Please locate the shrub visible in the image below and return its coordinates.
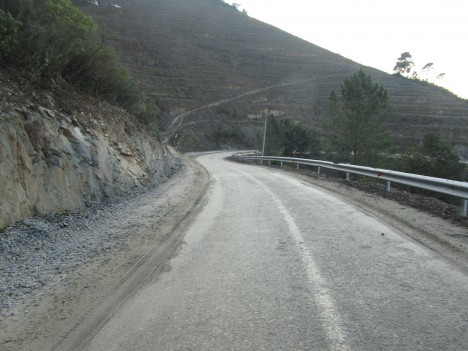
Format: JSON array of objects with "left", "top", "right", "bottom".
[
  {"left": 0, "top": 0, "right": 156, "bottom": 128},
  {"left": 388, "top": 133, "right": 465, "bottom": 180},
  {"left": 4, "top": 0, "right": 97, "bottom": 77},
  {"left": 0, "top": 9, "right": 21, "bottom": 59}
]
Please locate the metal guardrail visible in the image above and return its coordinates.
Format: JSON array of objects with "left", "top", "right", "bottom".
[
  {"left": 233, "top": 150, "right": 261, "bottom": 157},
  {"left": 232, "top": 153, "right": 468, "bottom": 217}
]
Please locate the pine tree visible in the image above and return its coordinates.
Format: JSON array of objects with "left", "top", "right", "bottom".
[{"left": 325, "top": 69, "right": 392, "bottom": 165}]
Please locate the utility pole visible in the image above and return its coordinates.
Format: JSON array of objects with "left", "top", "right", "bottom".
[{"left": 261, "top": 115, "right": 268, "bottom": 157}]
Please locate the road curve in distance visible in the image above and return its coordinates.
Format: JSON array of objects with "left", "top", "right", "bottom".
[{"left": 84, "top": 152, "right": 468, "bottom": 351}]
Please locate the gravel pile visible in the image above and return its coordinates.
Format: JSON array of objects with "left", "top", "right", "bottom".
[{"left": 0, "top": 164, "right": 180, "bottom": 318}]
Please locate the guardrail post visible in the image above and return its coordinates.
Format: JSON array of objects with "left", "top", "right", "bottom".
[
  {"left": 280, "top": 161, "right": 283, "bottom": 167},
  {"left": 461, "top": 199, "right": 468, "bottom": 217},
  {"left": 235, "top": 155, "right": 468, "bottom": 212}
]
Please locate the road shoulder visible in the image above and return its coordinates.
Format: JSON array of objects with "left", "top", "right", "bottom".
[{"left": 0, "top": 156, "right": 210, "bottom": 351}]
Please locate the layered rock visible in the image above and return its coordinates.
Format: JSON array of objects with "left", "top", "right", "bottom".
[{"left": 0, "top": 74, "right": 177, "bottom": 228}]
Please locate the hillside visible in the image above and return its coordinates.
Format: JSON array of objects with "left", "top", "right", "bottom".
[{"left": 80, "top": 0, "right": 468, "bottom": 157}]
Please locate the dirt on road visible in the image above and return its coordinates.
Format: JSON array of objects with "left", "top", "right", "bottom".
[{"left": 1, "top": 154, "right": 467, "bottom": 351}]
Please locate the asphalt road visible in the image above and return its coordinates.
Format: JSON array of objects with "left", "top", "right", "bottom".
[{"left": 84, "top": 152, "right": 468, "bottom": 351}]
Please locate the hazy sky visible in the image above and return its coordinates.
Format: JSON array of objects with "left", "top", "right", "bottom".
[{"left": 235, "top": 0, "right": 468, "bottom": 99}]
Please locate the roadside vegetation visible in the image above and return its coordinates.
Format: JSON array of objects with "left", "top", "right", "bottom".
[
  {"left": 323, "top": 70, "right": 466, "bottom": 180},
  {"left": 322, "top": 69, "right": 465, "bottom": 180},
  {"left": 262, "top": 69, "right": 466, "bottom": 181},
  {"left": 384, "top": 133, "right": 466, "bottom": 181},
  {"left": 324, "top": 69, "right": 392, "bottom": 166},
  {"left": 0, "top": 0, "right": 157, "bottom": 128},
  {"left": 262, "top": 117, "right": 320, "bottom": 159}
]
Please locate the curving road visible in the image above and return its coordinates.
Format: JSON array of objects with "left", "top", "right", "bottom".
[
  {"left": 162, "top": 78, "right": 316, "bottom": 144},
  {"left": 162, "top": 75, "right": 343, "bottom": 145},
  {"left": 84, "top": 152, "right": 468, "bottom": 351}
]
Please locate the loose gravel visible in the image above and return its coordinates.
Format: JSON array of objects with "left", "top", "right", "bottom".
[{"left": 0, "top": 162, "right": 181, "bottom": 318}]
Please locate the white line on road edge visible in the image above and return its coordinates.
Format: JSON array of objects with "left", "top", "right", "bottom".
[{"left": 239, "top": 169, "right": 351, "bottom": 351}]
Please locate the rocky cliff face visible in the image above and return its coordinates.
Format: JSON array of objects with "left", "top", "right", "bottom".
[{"left": 0, "top": 71, "right": 178, "bottom": 228}]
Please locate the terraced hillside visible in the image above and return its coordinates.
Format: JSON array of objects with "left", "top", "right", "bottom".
[{"left": 80, "top": 0, "right": 468, "bottom": 157}]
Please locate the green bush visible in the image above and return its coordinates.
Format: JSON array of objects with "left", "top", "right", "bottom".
[
  {"left": 387, "top": 133, "right": 465, "bottom": 180},
  {"left": 0, "top": 0, "right": 156, "bottom": 129},
  {"left": 69, "top": 45, "right": 134, "bottom": 99},
  {"left": 262, "top": 116, "right": 320, "bottom": 158},
  {"left": 133, "top": 102, "right": 159, "bottom": 131},
  {"left": 3, "top": 0, "right": 97, "bottom": 76},
  {"left": 0, "top": 9, "right": 21, "bottom": 58}
]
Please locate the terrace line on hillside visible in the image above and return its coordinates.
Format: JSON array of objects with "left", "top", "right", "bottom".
[{"left": 78, "top": 0, "right": 468, "bottom": 153}]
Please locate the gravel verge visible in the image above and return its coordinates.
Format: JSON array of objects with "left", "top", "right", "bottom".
[
  {"left": 0, "top": 155, "right": 210, "bottom": 350},
  {"left": 0, "top": 159, "right": 182, "bottom": 319}
]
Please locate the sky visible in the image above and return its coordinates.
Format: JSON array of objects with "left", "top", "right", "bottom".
[{"left": 234, "top": 0, "right": 468, "bottom": 99}]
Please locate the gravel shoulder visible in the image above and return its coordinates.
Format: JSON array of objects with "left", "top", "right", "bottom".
[{"left": 0, "top": 155, "right": 210, "bottom": 351}]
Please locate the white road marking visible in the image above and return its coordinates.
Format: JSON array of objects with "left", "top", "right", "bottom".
[{"left": 240, "top": 169, "right": 351, "bottom": 351}]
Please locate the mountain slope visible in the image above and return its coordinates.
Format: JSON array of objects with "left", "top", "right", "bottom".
[{"left": 80, "top": 0, "right": 468, "bottom": 157}]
